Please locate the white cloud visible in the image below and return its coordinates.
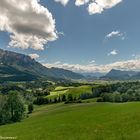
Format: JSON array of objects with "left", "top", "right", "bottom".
[
  {"left": 54, "top": 0, "right": 123, "bottom": 15},
  {"left": 43, "top": 58, "right": 140, "bottom": 73},
  {"left": 29, "top": 53, "right": 39, "bottom": 59},
  {"left": 89, "top": 60, "right": 96, "bottom": 63},
  {"left": 54, "top": 61, "right": 61, "bottom": 64},
  {"left": 54, "top": 0, "right": 89, "bottom": 6},
  {"left": 88, "top": 2, "right": 103, "bottom": 14},
  {"left": 106, "top": 31, "right": 120, "bottom": 38},
  {"left": 0, "top": 0, "right": 58, "bottom": 50},
  {"left": 108, "top": 50, "right": 118, "bottom": 56},
  {"left": 132, "top": 54, "right": 140, "bottom": 59},
  {"left": 75, "top": 0, "right": 90, "bottom": 6},
  {"left": 88, "top": 0, "right": 122, "bottom": 14},
  {"left": 94, "top": 0, "right": 122, "bottom": 9},
  {"left": 54, "top": 0, "right": 69, "bottom": 6},
  {"left": 106, "top": 31, "right": 125, "bottom": 40}
]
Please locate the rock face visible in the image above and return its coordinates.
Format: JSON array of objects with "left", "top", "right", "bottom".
[{"left": 0, "top": 49, "right": 84, "bottom": 82}]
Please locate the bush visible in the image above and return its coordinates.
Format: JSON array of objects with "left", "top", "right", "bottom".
[
  {"left": 62, "top": 95, "right": 66, "bottom": 101},
  {"left": 101, "top": 93, "right": 115, "bottom": 102},
  {"left": 121, "top": 93, "right": 129, "bottom": 102},
  {"left": 34, "top": 97, "right": 48, "bottom": 105},
  {"left": 76, "top": 100, "right": 82, "bottom": 103},
  {"left": 67, "top": 94, "right": 73, "bottom": 101},
  {"left": 114, "top": 92, "right": 122, "bottom": 102},
  {"left": 64, "top": 99, "right": 82, "bottom": 104},
  {"left": 34, "top": 97, "right": 44, "bottom": 105},
  {"left": 97, "top": 98, "right": 103, "bottom": 102},
  {"left": 28, "top": 104, "right": 34, "bottom": 114}
]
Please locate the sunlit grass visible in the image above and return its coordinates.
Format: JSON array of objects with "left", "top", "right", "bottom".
[{"left": 0, "top": 102, "right": 140, "bottom": 140}]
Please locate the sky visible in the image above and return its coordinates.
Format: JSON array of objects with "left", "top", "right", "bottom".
[{"left": 0, "top": 0, "right": 140, "bottom": 73}]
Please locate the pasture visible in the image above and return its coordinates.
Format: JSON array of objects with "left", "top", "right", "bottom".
[{"left": 0, "top": 102, "right": 140, "bottom": 140}]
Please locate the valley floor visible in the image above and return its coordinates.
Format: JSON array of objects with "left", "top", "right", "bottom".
[{"left": 0, "top": 102, "right": 140, "bottom": 140}]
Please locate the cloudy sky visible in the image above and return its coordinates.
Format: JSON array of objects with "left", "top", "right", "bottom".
[{"left": 0, "top": 0, "right": 140, "bottom": 73}]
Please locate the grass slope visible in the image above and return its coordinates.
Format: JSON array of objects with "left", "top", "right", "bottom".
[
  {"left": 48, "top": 85, "right": 93, "bottom": 99},
  {"left": 0, "top": 102, "right": 140, "bottom": 140}
]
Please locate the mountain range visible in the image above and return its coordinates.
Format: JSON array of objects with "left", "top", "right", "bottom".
[
  {"left": 101, "top": 69, "right": 140, "bottom": 80},
  {"left": 0, "top": 48, "right": 140, "bottom": 82},
  {"left": 0, "top": 49, "right": 84, "bottom": 82}
]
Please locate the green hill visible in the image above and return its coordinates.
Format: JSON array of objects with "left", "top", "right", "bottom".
[{"left": 0, "top": 102, "right": 140, "bottom": 140}]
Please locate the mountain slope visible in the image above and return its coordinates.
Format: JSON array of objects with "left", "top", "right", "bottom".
[
  {"left": 49, "top": 67, "right": 84, "bottom": 80},
  {"left": 0, "top": 49, "right": 84, "bottom": 81},
  {"left": 0, "top": 64, "right": 38, "bottom": 81},
  {"left": 101, "top": 69, "right": 137, "bottom": 80}
]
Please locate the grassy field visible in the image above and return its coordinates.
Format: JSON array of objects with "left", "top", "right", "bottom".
[
  {"left": 65, "top": 85, "right": 93, "bottom": 96},
  {"left": 47, "top": 86, "right": 72, "bottom": 99},
  {"left": 48, "top": 85, "right": 93, "bottom": 99},
  {"left": 54, "top": 86, "right": 74, "bottom": 91},
  {"left": 0, "top": 102, "right": 140, "bottom": 140}
]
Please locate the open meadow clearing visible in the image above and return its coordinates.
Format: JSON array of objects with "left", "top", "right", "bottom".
[
  {"left": 0, "top": 102, "right": 140, "bottom": 140},
  {"left": 47, "top": 85, "right": 94, "bottom": 99}
]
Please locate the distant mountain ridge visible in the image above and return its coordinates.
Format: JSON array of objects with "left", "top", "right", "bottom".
[
  {"left": 0, "top": 49, "right": 84, "bottom": 81},
  {"left": 101, "top": 69, "right": 139, "bottom": 80},
  {"left": 82, "top": 72, "right": 105, "bottom": 77},
  {"left": 1, "top": 49, "right": 140, "bottom": 81}
]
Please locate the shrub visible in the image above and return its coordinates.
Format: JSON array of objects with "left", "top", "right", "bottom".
[
  {"left": 28, "top": 104, "right": 34, "bottom": 114},
  {"left": 67, "top": 94, "right": 73, "bottom": 101},
  {"left": 62, "top": 94, "right": 66, "bottom": 101},
  {"left": 34, "top": 97, "right": 49, "bottom": 105},
  {"left": 97, "top": 98, "right": 103, "bottom": 102}
]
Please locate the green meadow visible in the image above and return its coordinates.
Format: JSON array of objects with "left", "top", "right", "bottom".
[
  {"left": 0, "top": 102, "right": 140, "bottom": 140},
  {"left": 47, "top": 85, "right": 93, "bottom": 99}
]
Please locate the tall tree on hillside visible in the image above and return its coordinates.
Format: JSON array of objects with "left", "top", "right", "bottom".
[
  {"left": 7, "top": 91, "right": 25, "bottom": 122},
  {"left": 0, "top": 95, "right": 10, "bottom": 124}
]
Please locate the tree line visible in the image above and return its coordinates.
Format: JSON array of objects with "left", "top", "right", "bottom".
[{"left": 34, "top": 81, "right": 140, "bottom": 104}]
